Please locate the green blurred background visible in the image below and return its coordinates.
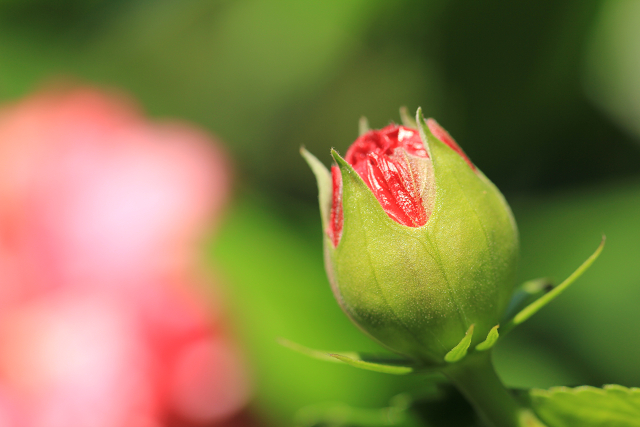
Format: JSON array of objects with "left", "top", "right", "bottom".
[{"left": 2, "top": 0, "right": 640, "bottom": 425}]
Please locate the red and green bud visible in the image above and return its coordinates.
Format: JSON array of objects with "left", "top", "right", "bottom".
[{"left": 303, "top": 110, "right": 518, "bottom": 366}]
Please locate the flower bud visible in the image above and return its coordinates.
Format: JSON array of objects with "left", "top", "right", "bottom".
[{"left": 303, "top": 110, "right": 518, "bottom": 366}]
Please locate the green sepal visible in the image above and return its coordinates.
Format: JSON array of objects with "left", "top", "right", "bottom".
[
  {"left": 301, "top": 147, "right": 332, "bottom": 230},
  {"left": 530, "top": 384, "right": 640, "bottom": 427},
  {"left": 418, "top": 108, "right": 518, "bottom": 360},
  {"left": 278, "top": 338, "right": 421, "bottom": 375},
  {"left": 330, "top": 146, "right": 395, "bottom": 234},
  {"left": 359, "top": 116, "right": 370, "bottom": 136},
  {"left": 399, "top": 106, "right": 418, "bottom": 128},
  {"left": 444, "top": 324, "right": 475, "bottom": 363},
  {"left": 330, "top": 146, "right": 400, "bottom": 236},
  {"left": 278, "top": 337, "right": 344, "bottom": 363},
  {"left": 502, "top": 278, "right": 553, "bottom": 325},
  {"left": 330, "top": 353, "right": 415, "bottom": 375},
  {"left": 329, "top": 148, "right": 447, "bottom": 363},
  {"left": 502, "top": 237, "right": 605, "bottom": 335},
  {"left": 475, "top": 324, "right": 500, "bottom": 351}
]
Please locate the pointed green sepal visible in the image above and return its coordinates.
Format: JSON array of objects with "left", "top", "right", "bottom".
[
  {"left": 400, "top": 106, "right": 418, "bottom": 128},
  {"left": 416, "top": 107, "right": 517, "bottom": 359},
  {"left": 329, "top": 353, "right": 415, "bottom": 375},
  {"left": 502, "top": 278, "right": 553, "bottom": 325},
  {"left": 359, "top": 116, "right": 370, "bottom": 136},
  {"left": 330, "top": 148, "right": 393, "bottom": 229},
  {"left": 278, "top": 337, "right": 344, "bottom": 363},
  {"left": 278, "top": 338, "right": 420, "bottom": 375},
  {"left": 301, "top": 147, "right": 333, "bottom": 230},
  {"left": 502, "top": 236, "right": 605, "bottom": 334},
  {"left": 475, "top": 325, "right": 500, "bottom": 351},
  {"left": 328, "top": 147, "right": 448, "bottom": 364},
  {"left": 444, "top": 324, "right": 475, "bottom": 363},
  {"left": 415, "top": 108, "right": 433, "bottom": 158}
]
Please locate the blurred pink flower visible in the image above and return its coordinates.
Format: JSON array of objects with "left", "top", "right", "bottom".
[{"left": 0, "top": 87, "right": 251, "bottom": 427}]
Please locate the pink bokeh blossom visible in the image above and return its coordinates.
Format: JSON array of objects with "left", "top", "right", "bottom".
[{"left": 0, "top": 87, "right": 251, "bottom": 427}]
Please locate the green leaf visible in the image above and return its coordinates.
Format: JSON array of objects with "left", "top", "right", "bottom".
[
  {"left": 445, "top": 324, "right": 475, "bottom": 363},
  {"left": 359, "top": 116, "right": 370, "bottom": 135},
  {"left": 330, "top": 353, "right": 415, "bottom": 375},
  {"left": 530, "top": 385, "right": 640, "bottom": 426},
  {"left": 502, "top": 237, "right": 605, "bottom": 334},
  {"left": 278, "top": 338, "right": 420, "bottom": 375},
  {"left": 475, "top": 324, "right": 499, "bottom": 351},
  {"left": 301, "top": 147, "right": 333, "bottom": 231},
  {"left": 399, "top": 106, "right": 418, "bottom": 128}
]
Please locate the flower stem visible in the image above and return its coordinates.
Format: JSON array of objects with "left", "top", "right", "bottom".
[{"left": 441, "top": 351, "right": 546, "bottom": 427}]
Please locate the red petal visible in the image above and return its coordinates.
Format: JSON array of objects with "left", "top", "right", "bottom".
[
  {"left": 367, "top": 152, "right": 427, "bottom": 227},
  {"left": 329, "top": 124, "right": 434, "bottom": 240}
]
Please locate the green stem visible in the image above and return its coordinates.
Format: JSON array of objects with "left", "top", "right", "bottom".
[{"left": 441, "top": 351, "right": 546, "bottom": 427}]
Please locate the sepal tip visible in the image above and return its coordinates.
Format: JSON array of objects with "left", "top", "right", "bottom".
[
  {"left": 444, "top": 324, "right": 475, "bottom": 363},
  {"left": 300, "top": 147, "right": 333, "bottom": 230},
  {"left": 278, "top": 337, "right": 422, "bottom": 375},
  {"left": 358, "top": 116, "right": 370, "bottom": 136},
  {"left": 399, "top": 106, "right": 417, "bottom": 128},
  {"left": 475, "top": 325, "right": 500, "bottom": 351}
]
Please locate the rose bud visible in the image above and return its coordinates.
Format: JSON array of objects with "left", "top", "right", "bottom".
[{"left": 302, "top": 110, "right": 518, "bottom": 366}]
